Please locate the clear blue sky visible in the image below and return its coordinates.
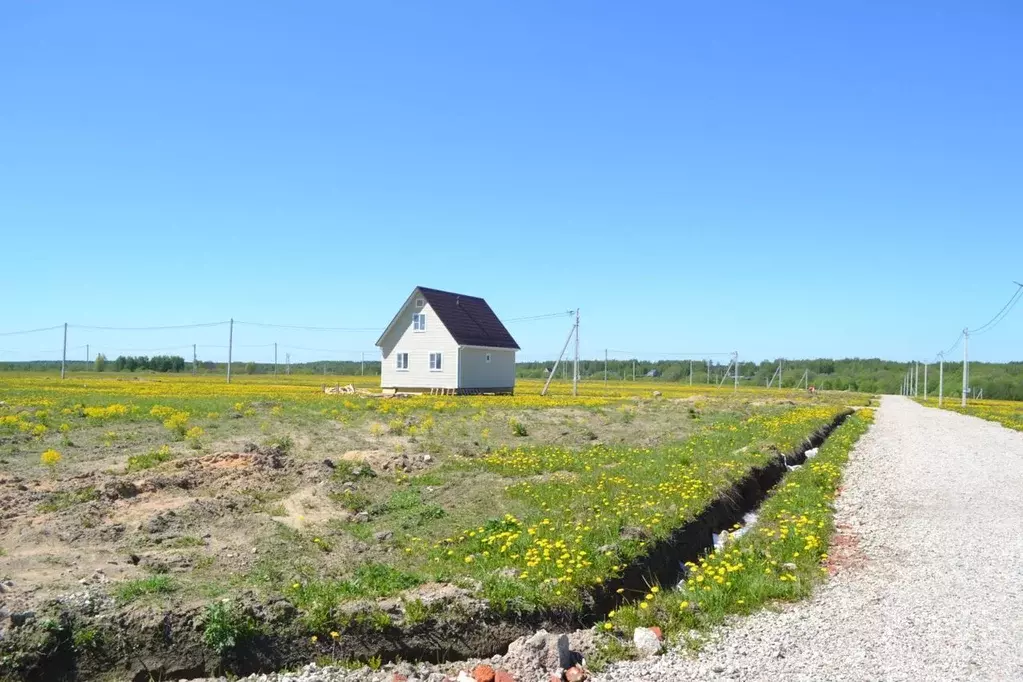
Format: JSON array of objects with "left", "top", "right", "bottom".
[{"left": 2, "top": 1, "right": 1022, "bottom": 365}]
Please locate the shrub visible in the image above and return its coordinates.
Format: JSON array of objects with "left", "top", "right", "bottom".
[
  {"left": 508, "top": 418, "right": 528, "bottom": 437},
  {"left": 262, "top": 434, "right": 294, "bottom": 454},
  {"left": 126, "top": 445, "right": 173, "bottom": 473},
  {"left": 202, "top": 600, "right": 257, "bottom": 655},
  {"left": 40, "top": 449, "right": 62, "bottom": 469},
  {"left": 185, "top": 426, "right": 204, "bottom": 449}
]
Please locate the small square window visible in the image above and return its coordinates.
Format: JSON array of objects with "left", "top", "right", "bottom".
[
  {"left": 415, "top": 298, "right": 425, "bottom": 308},
  {"left": 413, "top": 313, "right": 426, "bottom": 332},
  {"left": 485, "top": 353, "right": 491, "bottom": 363},
  {"left": 395, "top": 353, "right": 409, "bottom": 370},
  {"left": 429, "top": 352, "right": 442, "bottom": 371}
]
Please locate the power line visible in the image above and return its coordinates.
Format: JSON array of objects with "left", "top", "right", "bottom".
[
  {"left": 504, "top": 311, "right": 575, "bottom": 323},
  {"left": 70, "top": 321, "right": 229, "bottom": 331},
  {"left": 939, "top": 332, "right": 963, "bottom": 358},
  {"left": 971, "top": 284, "right": 1023, "bottom": 336},
  {"left": 279, "top": 345, "right": 377, "bottom": 354},
  {"left": 607, "top": 349, "right": 733, "bottom": 357},
  {"left": 234, "top": 321, "right": 379, "bottom": 332},
  {"left": 97, "top": 345, "right": 197, "bottom": 353},
  {"left": 0, "top": 324, "right": 64, "bottom": 337}
]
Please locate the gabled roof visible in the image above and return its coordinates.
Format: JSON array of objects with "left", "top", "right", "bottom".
[{"left": 376, "top": 286, "right": 520, "bottom": 350}]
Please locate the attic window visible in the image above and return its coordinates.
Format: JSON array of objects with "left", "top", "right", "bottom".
[
  {"left": 413, "top": 313, "right": 426, "bottom": 332},
  {"left": 415, "top": 298, "right": 425, "bottom": 308}
]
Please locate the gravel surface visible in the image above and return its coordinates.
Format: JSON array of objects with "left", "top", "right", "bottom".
[{"left": 594, "top": 396, "right": 1023, "bottom": 682}]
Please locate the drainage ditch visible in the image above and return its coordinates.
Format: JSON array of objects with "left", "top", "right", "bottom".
[{"left": 9, "top": 410, "right": 853, "bottom": 681}]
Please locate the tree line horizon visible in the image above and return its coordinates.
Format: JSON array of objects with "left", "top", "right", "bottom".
[{"left": 3, "top": 356, "right": 1023, "bottom": 400}]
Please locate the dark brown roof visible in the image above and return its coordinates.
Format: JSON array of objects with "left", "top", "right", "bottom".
[{"left": 416, "top": 286, "right": 520, "bottom": 350}]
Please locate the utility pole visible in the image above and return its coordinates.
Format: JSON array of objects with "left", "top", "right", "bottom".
[
  {"left": 572, "top": 308, "right": 579, "bottom": 397},
  {"left": 274, "top": 343, "right": 278, "bottom": 377},
  {"left": 777, "top": 359, "right": 782, "bottom": 389},
  {"left": 938, "top": 352, "right": 944, "bottom": 407},
  {"left": 226, "top": 318, "right": 233, "bottom": 384},
  {"left": 914, "top": 361, "right": 919, "bottom": 397},
  {"left": 60, "top": 322, "right": 67, "bottom": 380},
  {"left": 961, "top": 328, "right": 969, "bottom": 407},
  {"left": 193, "top": 344, "right": 197, "bottom": 376},
  {"left": 632, "top": 359, "right": 636, "bottom": 382},
  {"left": 706, "top": 359, "right": 711, "bottom": 384},
  {"left": 734, "top": 352, "right": 739, "bottom": 392},
  {"left": 923, "top": 363, "right": 928, "bottom": 400},
  {"left": 542, "top": 311, "right": 577, "bottom": 397}
]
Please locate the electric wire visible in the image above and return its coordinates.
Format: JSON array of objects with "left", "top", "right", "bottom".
[
  {"left": 70, "top": 321, "right": 229, "bottom": 331},
  {"left": 504, "top": 311, "right": 575, "bottom": 323},
  {"left": 0, "top": 325, "right": 65, "bottom": 337},
  {"left": 971, "top": 286, "right": 1023, "bottom": 336},
  {"left": 234, "top": 321, "right": 379, "bottom": 332}
]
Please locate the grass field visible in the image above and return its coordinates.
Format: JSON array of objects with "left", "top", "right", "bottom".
[
  {"left": 0, "top": 373, "right": 871, "bottom": 677},
  {"left": 921, "top": 396, "right": 1023, "bottom": 432}
]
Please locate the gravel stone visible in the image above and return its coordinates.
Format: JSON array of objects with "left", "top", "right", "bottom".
[{"left": 592, "top": 397, "right": 1023, "bottom": 681}]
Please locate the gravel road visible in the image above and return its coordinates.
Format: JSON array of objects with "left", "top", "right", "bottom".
[{"left": 595, "top": 396, "right": 1023, "bottom": 682}]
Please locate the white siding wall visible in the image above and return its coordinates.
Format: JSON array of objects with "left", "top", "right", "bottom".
[
  {"left": 379, "top": 298, "right": 459, "bottom": 390},
  {"left": 458, "top": 347, "right": 516, "bottom": 389}
]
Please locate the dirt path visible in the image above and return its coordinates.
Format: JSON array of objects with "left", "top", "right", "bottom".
[{"left": 596, "top": 396, "right": 1023, "bottom": 682}]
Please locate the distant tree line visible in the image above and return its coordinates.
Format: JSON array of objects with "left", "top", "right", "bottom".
[
  {"left": 110, "top": 355, "right": 187, "bottom": 372},
  {"left": 517, "top": 357, "right": 1023, "bottom": 401},
  {"left": 5, "top": 355, "right": 1023, "bottom": 400}
]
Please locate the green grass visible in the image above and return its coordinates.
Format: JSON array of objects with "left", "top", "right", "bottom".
[
  {"left": 598, "top": 409, "right": 874, "bottom": 651},
  {"left": 37, "top": 486, "right": 100, "bottom": 513},
  {"left": 398, "top": 405, "right": 847, "bottom": 612},
  {"left": 165, "top": 535, "right": 205, "bottom": 548},
  {"left": 125, "top": 445, "right": 173, "bottom": 473},
  {"left": 112, "top": 575, "right": 177, "bottom": 604},
  {"left": 290, "top": 563, "right": 423, "bottom": 631},
  {"left": 262, "top": 434, "right": 294, "bottom": 454},
  {"left": 372, "top": 489, "right": 446, "bottom": 530}
]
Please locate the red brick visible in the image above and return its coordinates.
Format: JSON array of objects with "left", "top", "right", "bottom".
[
  {"left": 494, "top": 671, "right": 517, "bottom": 682},
  {"left": 473, "top": 665, "right": 496, "bottom": 682},
  {"left": 565, "top": 666, "right": 587, "bottom": 682}
]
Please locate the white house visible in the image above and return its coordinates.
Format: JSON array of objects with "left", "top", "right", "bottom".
[{"left": 376, "top": 286, "right": 520, "bottom": 394}]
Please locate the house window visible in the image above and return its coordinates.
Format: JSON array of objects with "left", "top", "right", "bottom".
[
  {"left": 485, "top": 353, "right": 491, "bottom": 363},
  {"left": 429, "top": 352, "right": 442, "bottom": 371},
  {"left": 413, "top": 313, "right": 426, "bottom": 332},
  {"left": 395, "top": 353, "right": 409, "bottom": 370},
  {"left": 415, "top": 298, "right": 425, "bottom": 308}
]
